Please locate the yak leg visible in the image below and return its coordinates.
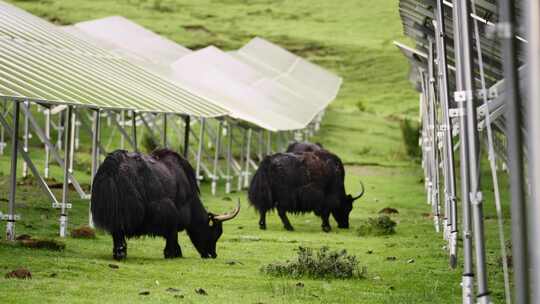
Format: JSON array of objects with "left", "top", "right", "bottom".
[
  {"left": 321, "top": 210, "right": 332, "bottom": 232},
  {"left": 278, "top": 208, "right": 294, "bottom": 231},
  {"left": 259, "top": 210, "right": 267, "bottom": 230},
  {"left": 164, "top": 230, "right": 182, "bottom": 259},
  {"left": 112, "top": 231, "right": 127, "bottom": 261}
]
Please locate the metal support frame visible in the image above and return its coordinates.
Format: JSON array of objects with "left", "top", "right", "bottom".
[
  {"left": 452, "top": 1, "right": 475, "bottom": 302},
  {"left": 196, "top": 117, "right": 206, "bottom": 183},
  {"left": 108, "top": 110, "right": 136, "bottom": 150},
  {"left": 162, "top": 113, "right": 168, "bottom": 148},
  {"left": 131, "top": 110, "right": 138, "bottom": 152},
  {"left": 211, "top": 120, "right": 222, "bottom": 195},
  {"left": 183, "top": 116, "right": 190, "bottom": 159},
  {"left": 434, "top": 0, "right": 459, "bottom": 268},
  {"left": 5, "top": 101, "right": 20, "bottom": 240},
  {"left": 59, "top": 106, "right": 74, "bottom": 238},
  {"left": 22, "top": 101, "right": 29, "bottom": 177},
  {"left": 44, "top": 106, "right": 51, "bottom": 178},
  {"left": 243, "top": 128, "right": 252, "bottom": 189},
  {"left": 89, "top": 108, "right": 101, "bottom": 228},
  {"left": 0, "top": 99, "right": 6, "bottom": 155},
  {"left": 226, "top": 122, "right": 233, "bottom": 194},
  {"left": 527, "top": 0, "right": 540, "bottom": 302},
  {"left": 21, "top": 105, "right": 87, "bottom": 198},
  {"left": 500, "top": 0, "right": 530, "bottom": 303},
  {"left": 427, "top": 38, "right": 441, "bottom": 233}
]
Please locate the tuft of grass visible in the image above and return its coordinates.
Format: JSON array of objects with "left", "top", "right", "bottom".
[
  {"left": 356, "top": 100, "right": 367, "bottom": 112},
  {"left": 262, "top": 246, "right": 366, "bottom": 279},
  {"left": 357, "top": 215, "right": 397, "bottom": 236},
  {"left": 400, "top": 118, "right": 421, "bottom": 158}
]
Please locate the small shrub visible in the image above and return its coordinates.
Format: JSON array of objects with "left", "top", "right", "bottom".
[
  {"left": 356, "top": 101, "right": 366, "bottom": 112},
  {"left": 141, "top": 133, "right": 159, "bottom": 153},
  {"left": 357, "top": 215, "right": 397, "bottom": 236},
  {"left": 400, "top": 118, "right": 421, "bottom": 158},
  {"left": 261, "top": 246, "right": 366, "bottom": 279}
]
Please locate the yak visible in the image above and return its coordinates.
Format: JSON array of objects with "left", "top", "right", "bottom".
[
  {"left": 91, "top": 149, "right": 240, "bottom": 260},
  {"left": 286, "top": 141, "right": 323, "bottom": 154},
  {"left": 248, "top": 149, "right": 364, "bottom": 232}
]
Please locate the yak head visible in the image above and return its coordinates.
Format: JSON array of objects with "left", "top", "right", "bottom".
[
  {"left": 332, "top": 181, "right": 365, "bottom": 228},
  {"left": 190, "top": 200, "right": 240, "bottom": 259}
]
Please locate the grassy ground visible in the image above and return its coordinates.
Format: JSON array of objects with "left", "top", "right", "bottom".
[{"left": 0, "top": 0, "right": 511, "bottom": 303}]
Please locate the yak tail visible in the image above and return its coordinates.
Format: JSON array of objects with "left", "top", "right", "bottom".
[
  {"left": 248, "top": 156, "right": 274, "bottom": 212},
  {"left": 90, "top": 151, "right": 144, "bottom": 234}
]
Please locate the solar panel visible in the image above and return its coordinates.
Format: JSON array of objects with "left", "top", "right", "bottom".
[{"left": 0, "top": 1, "right": 227, "bottom": 117}]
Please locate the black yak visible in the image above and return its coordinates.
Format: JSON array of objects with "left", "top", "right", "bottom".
[
  {"left": 91, "top": 149, "right": 240, "bottom": 260},
  {"left": 248, "top": 150, "right": 364, "bottom": 232},
  {"left": 286, "top": 141, "right": 323, "bottom": 154}
]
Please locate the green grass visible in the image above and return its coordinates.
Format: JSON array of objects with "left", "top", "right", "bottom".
[{"left": 0, "top": 0, "right": 512, "bottom": 303}]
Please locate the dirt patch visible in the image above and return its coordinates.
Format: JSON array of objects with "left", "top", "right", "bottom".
[
  {"left": 5, "top": 268, "right": 32, "bottom": 279},
  {"left": 347, "top": 165, "right": 409, "bottom": 177},
  {"left": 71, "top": 225, "right": 96, "bottom": 239}
]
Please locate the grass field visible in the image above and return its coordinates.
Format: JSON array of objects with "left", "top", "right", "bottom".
[{"left": 0, "top": 0, "right": 512, "bottom": 303}]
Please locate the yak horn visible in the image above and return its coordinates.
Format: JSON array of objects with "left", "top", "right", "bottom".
[
  {"left": 351, "top": 181, "right": 365, "bottom": 201},
  {"left": 213, "top": 199, "right": 241, "bottom": 222}
]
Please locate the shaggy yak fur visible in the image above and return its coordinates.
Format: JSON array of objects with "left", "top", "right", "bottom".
[
  {"left": 248, "top": 150, "right": 364, "bottom": 232},
  {"left": 286, "top": 141, "right": 323, "bottom": 154},
  {"left": 91, "top": 149, "right": 239, "bottom": 260}
]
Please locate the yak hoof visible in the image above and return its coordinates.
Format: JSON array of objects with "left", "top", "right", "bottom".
[
  {"left": 259, "top": 224, "right": 267, "bottom": 230},
  {"left": 322, "top": 226, "right": 331, "bottom": 233},
  {"left": 113, "top": 247, "right": 127, "bottom": 261},
  {"left": 164, "top": 248, "right": 182, "bottom": 259},
  {"left": 284, "top": 225, "right": 294, "bottom": 231}
]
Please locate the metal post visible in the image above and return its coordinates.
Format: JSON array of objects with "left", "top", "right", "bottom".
[
  {"left": 0, "top": 99, "right": 5, "bottom": 155},
  {"left": 131, "top": 110, "right": 138, "bottom": 152},
  {"left": 89, "top": 109, "right": 101, "bottom": 228},
  {"left": 120, "top": 110, "right": 125, "bottom": 149},
  {"left": 69, "top": 109, "right": 76, "bottom": 174},
  {"left": 435, "top": 0, "right": 458, "bottom": 268},
  {"left": 238, "top": 128, "right": 246, "bottom": 191},
  {"left": 57, "top": 109, "right": 63, "bottom": 149},
  {"left": 211, "top": 121, "right": 222, "bottom": 195},
  {"left": 183, "top": 116, "right": 190, "bottom": 159},
  {"left": 6, "top": 101, "right": 20, "bottom": 241},
  {"left": 243, "top": 128, "right": 252, "bottom": 188},
  {"left": 226, "top": 123, "right": 232, "bottom": 194},
  {"left": 22, "top": 101, "right": 29, "bottom": 177},
  {"left": 427, "top": 38, "right": 441, "bottom": 233},
  {"left": 500, "top": 0, "right": 529, "bottom": 303},
  {"left": 44, "top": 106, "right": 51, "bottom": 178},
  {"left": 452, "top": 1, "right": 475, "bottom": 302},
  {"left": 162, "top": 113, "right": 168, "bottom": 148},
  {"left": 527, "top": 0, "right": 540, "bottom": 301},
  {"left": 196, "top": 118, "right": 206, "bottom": 183},
  {"left": 60, "top": 106, "right": 73, "bottom": 238},
  {"left": 266, "top": 130, "right": 272, "bottom": 155}
]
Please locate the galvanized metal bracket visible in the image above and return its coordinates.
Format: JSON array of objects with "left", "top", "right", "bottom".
[
  {"left": 52, "top": 203, "right": 72, "bottom": 209},
  {"left": 0, "top": 213, "right": 21, "bottom": 221},
  {"left": 494, "top": 22, "right": 513, "bottom": 39},
  {"left": 449, "top": 108, "right": 465, "bottom": 117},
  {"left": 454, "top": 90, "right": 473, "bottom": 103}
]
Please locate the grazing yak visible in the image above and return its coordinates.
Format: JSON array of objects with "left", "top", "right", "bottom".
[
  {"left": 286, "top": 141, "right": 323, "bottom": 154},
  {"left": 91, "top": 149, "right": 240, "bottom": 260},
  {"left": 248, "top": 150, "right": 364, "bottom": 232}
]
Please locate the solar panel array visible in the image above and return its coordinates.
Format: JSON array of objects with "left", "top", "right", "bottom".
[
  {"left": 0, "top": 1, "right": 227, "bottom": 117},
  {"left": 66, "top": 16, "right": 341, "bottom": 131}
]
